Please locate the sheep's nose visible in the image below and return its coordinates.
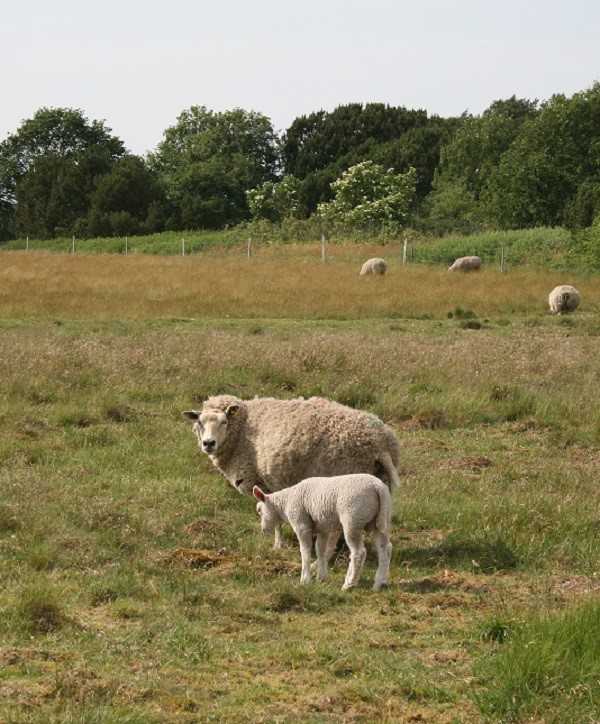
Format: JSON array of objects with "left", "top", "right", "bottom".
[{"left": 203, "top": 439, "right": 216, "bottom": 452}]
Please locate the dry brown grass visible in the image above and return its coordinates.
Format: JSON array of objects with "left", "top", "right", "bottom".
[{"left": 1, "top": 250, "right": 598, "bottom": 320}]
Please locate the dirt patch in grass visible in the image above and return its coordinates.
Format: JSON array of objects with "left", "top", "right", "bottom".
[
  {"left": 440, "top": 456, "right": 493, "bottom": 471},
  {"left": 166, "top": 547, "right": 238, "bottom": 570}
]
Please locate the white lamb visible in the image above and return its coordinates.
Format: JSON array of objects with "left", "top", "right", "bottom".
[
  {"left": 360, "top": 258, "right": 387, "bottom": 276},
  {"left": 253, "top": 474, "right": 392, "bottom": 591},
  {"left": 548, "top": 285, "right": 580, "bottom": 314},
  {"left": 448, "top": 256, "right": 482, "bottom": 272}
]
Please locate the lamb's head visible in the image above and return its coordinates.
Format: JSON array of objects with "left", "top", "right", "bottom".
[
  {"left": 253, "top": 486, "right": 280, "bottom": 535},
  {"left": 182, "top": 399, "right": 243, "bottom": 456}
]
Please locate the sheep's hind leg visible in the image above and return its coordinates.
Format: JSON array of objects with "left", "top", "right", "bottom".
[
  {"left": 315, "top": 533, "right": 329, "bottom": 581},
  {"left": 295, "top": 527, "right": 314, "bottom": 585},
  {"left": 373, "top": 530, "right": 392, "bottom": 591},
  {"left": 341, "top": 530, "right": 366, "bottom": 591}
]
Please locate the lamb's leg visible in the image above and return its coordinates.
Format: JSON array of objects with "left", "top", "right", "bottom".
[
  {"left": 311, "top": 530, "right": 339, "bottom": 575},
  {"left": 342, "top": 530, "right": 366, "bottom": 591},
  {"left": 373, "top": 530, "right": 392, "bottom": 591},
  {"left": 295, "top": 527, "right": 314, "bottom": 585},
  {"left": 315, "top": 532, "right": 328, "bottom": 581},
  {"left": 273, "top": 524, "right": 283, "bottom": 550}
]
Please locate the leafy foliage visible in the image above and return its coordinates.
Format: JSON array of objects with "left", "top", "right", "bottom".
[
  {"left": 149, "top": 106, "right": 279, "bottom": 229},
  {"left": 317, "top": 161, "right": 416, "bottom": 231},
  {"left": 0, "top": 107, "right": 126, "bottom": 238},
  {"left": 247, "top": 175, "right": 302, "bottom": 221}
]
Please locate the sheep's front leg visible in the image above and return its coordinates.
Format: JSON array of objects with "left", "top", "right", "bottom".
[
  {"left": 273, "top": 524, "right": 283, "bottom": 550},
  {"left": 295, "top": 527, "right": 314, "bottom": 585}
]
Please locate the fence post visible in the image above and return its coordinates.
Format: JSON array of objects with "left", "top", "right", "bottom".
[
  {"left": 500, "top": 246, "right": 506, "bottom": 273},
  {"left": 72, "top": 235, "right": 75, "bottom": 254},
  {"left": 26, "top": 236, "right": 29, "bottom": 251},
  {"left": 402, "top": 238, "right": 408, "bottom": 265},
  {"left": 321, "top": 233, "right": 326, "bottom": 263},
  {"left": 125, "top": 236, "right": 128, "bottom": 256},
  {"left": 182, "top": 238, "right": 185, "bottom": 256},
  {"left": 247, "top": 238, "right": 252, "bottom": 259}
]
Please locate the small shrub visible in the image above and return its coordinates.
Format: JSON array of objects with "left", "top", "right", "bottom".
[
  {"left": 459, "top": 319, "right": 482, "bottom": 330},
  {"left": 451, "top": 306, "right": 477, "bottom": 320}
]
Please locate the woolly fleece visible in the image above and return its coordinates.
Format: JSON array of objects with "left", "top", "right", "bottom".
[{"left": 198, "top": 395, "right": 401, "bottom": 496}]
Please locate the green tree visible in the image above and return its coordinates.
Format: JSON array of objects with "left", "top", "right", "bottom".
[
  {"left": 0, "top": 107, "right": 125, "bottom": 238},
  {"left": 87, "top": 155, "right": 168, "bottom": 235},
  {"left": 247, "top": 175, "right": 302, "bottom": 222},
  {"left": 318, "top": 161, "right": 416, "bottom": 231},
  {"left": 486, "top": 85, "right": 600, "bottom": 228},
  {"left": 150, "top": 106, "right": 279, "bottom": 228}
]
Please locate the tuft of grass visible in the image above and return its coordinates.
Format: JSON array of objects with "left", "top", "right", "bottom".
[
  {"left": 15, "top": 583, "right": 65, "bottom": 634},
  {"left": 476, "top": 601, "right": 600, "bottom": 722}
]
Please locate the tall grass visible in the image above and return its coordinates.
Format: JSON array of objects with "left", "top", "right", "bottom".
[
  {"left": 412, "top": 227, "right": 573, "bottom": 268},
  {"left": 476, "top": 601, "right": 600, "bottom": 722},
  {"left": 0, "top": 251, "right": 597, "bottom": 320}
]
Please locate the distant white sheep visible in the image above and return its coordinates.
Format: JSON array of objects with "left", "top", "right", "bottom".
[
  {"left": 254, "top": 473, "right": 392, "bottom": 591},
  {"left": 360, "top": 258, "right": 387, "bottom": 276},
  {"left": 548, "top": 285, "right": 580, "bottom": 314},
  {"left": 448, "top": 256, "right": 482, "bottom": 272}
]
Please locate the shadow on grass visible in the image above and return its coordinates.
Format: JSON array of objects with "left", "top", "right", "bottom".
[{"left": 397, "top": 533, "right": 519, "bottom": 574}]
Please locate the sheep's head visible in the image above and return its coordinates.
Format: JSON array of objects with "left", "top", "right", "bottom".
[
  {"left": 182, "top": 402, "right": 241, "bottom": 456},
  {"left": 253, "top": 486, "right": 279, "bottom": 534}
]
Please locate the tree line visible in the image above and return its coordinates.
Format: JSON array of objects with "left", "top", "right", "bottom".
[{"left": 1, "top": 82, "right": 600, "bottom": 242}]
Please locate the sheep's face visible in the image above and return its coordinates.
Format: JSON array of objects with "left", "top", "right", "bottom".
[
  {"left": 182, "top": 404, "right": 240, "bottom": 456},
  {"left": 256, "top": 501, "right": 278, "bottom": 534},
  {"left": 253, "top": 486, "right": 278, "bottom": 534}
]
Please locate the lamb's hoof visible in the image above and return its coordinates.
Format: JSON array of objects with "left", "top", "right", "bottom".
[{"left": 373, "top": 582, "right": 389, "bottom": 592}]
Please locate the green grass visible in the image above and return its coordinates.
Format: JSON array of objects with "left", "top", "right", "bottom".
[
  {"left": 1, "top": 229, "right": 234, "bottom": 255},
  {"left": 477, "top": 601, "right": 600, "bottom": 722},
  {"left": 1, "top": 274, "right": 600, "bottom": 720}
]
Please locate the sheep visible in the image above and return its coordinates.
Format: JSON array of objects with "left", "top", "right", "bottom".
[
  {"left": 448, "top": 256, "right": 482, "bottom": 272},
  {"left": 360, "top": 258, "right": 387, "bottom": 276},
  {"left": 548, "top": 285, "right": 580, "bottom": 314},
  {"left": 182, "top": 395, "right": 401, "bottom": 547},
  {"left": 253, "top": 474, "right": 392, "bottom": 591}
]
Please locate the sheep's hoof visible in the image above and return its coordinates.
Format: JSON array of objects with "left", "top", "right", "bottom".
[{"left": 341, "top": 582, "right": 356, "bottom": 591}]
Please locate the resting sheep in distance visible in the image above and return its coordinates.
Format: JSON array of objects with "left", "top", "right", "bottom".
[
  {"left": 254, "top": 474, "right": 392, "bottom": 591},
  {"left": 548, "top": 285, "right": 580, "bottom": 314},
  {"left": 360, "top": 258, "right": 387, "bottom": 276},
  {"left": 183, "top": 395, "right": 400, "bottom": 546},
  {"left": 448, "top": 256, "right": 482, "bottom": 272}
]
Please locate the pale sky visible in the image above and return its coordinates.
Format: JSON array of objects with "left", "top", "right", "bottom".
[{"left": 2, "top": 0, "right": 599, "bottom": 156}]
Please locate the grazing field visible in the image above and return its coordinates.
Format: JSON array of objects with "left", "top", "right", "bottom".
[
  {"left": 1, "top": 250, "right": 599, "bottom": 321},
  {"left": 1, "top": 253, "right": 600, "bottom": 722}
]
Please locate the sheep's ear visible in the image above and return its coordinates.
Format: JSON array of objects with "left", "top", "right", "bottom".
[
  {"left": 182, "top": 410, "right": 199, "bottom": 421},
  {"left": 225, "top": 403, "right": 240, "bottom": 419},
  {"left": 253, "top": 486, "right": 266, "bottom": 502}
]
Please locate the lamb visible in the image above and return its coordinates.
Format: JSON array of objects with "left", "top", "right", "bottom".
[
  {"left": 448, "top": 256, "right": 482, "bottom": 272},
  {"left": 548, "top": 284, "right": 580, "bottom": 314},
  {"left": 360, "top": 257, "right": 387, "bottom": 276},
  {"left": 183, "top": 395, "right": 401, "bottom": 546},
  {"left": 254, "top": 474, "right": 392, "bottom": 591}
]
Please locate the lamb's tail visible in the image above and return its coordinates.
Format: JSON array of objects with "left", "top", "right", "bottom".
[{"left": 375, "top": 482, "right": 393, "bottom": 534}]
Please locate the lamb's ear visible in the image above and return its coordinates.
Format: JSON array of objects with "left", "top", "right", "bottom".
[
  {"left": 182, "top": 410, "right": 199, "bottom": 422},
  {"left": 225, "top": 403, "right": 240, "bottom": 419},
  {"left": 253, "top": 486, "right": 266, "bottom": 502}
]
